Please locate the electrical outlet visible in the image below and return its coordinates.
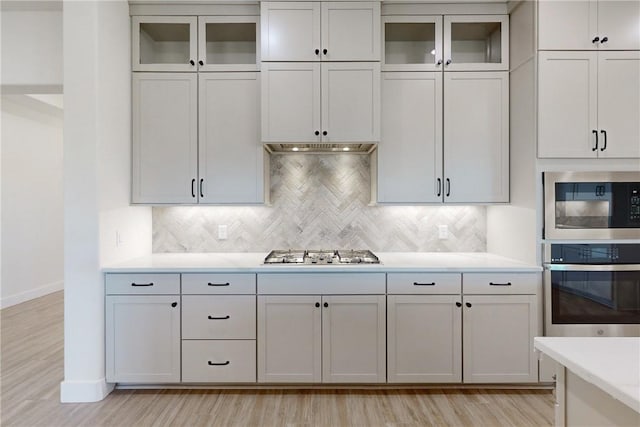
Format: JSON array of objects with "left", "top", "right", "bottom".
[
  {"left": 438, "top": 225, "right": 449, "bottom": 240},
  {"left": 115, "top": 231, "right": 123, "bottom": 247},
  {"left": 218, "top": 225, "right": 228, "bottom": 240}
]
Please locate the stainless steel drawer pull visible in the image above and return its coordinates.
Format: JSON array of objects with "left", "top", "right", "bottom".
[
  {"left": 207, "top": 282, "right": 230, "bottom": 287},
  {"left": 208, "top": 361, "right": 230, "bottom": 366},
  {"left": 207, "top": 315, "right": 230, "bottom": 320},
  {"left": 489, "top": 282, "right": 512, "bottom": 286},
  {"left": 413, "top": 282, "right": 436, "bottom": 286},
  {"left": 131, "top": 282, "right": 153, "bottom": 287}
]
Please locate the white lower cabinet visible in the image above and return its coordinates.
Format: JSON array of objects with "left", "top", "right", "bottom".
[
  {"left": 257, "top": 294, "right": 386, "bottom": 383},
  {"left": 106, "top": 294, "right": 181, "bottom": 383}
]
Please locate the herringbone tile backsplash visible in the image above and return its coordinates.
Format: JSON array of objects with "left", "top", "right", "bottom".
[{"left": 153, "top": 154, "right": 486, "bottom": 252}]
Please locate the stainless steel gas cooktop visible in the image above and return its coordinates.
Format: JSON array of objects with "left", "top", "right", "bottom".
[{"left": 264, "top": 249, "right": 380, "bottom": 265}]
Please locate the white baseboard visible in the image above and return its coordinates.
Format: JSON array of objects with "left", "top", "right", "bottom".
[
  {"left": 60, "top": 379, "right": 115, "bottom": 403},
  {"left": 0, "top": 280, "right": 64, "bottom": 309}
]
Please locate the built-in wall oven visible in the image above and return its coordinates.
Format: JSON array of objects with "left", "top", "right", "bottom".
[
  {"left": 544, "top": 243, "right": 640, "bottom": 336},
  {"left": 544, "top": 171, "right": 640, "bottom": 240}
]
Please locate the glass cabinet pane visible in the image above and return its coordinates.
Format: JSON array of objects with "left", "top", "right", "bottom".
[
  {"left": 139, "top": 23, "right": 191, "bottom": 65},
  {"left": 385, "top": 22, "right": 436, "bottom": 65},
  {"left": 205, "top": 22, "right": 257, "bottom": 65},
  {"left": 450, "top": 21, "right": 502, "bottom": 64}
]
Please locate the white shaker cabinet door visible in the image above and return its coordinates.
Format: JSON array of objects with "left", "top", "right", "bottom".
[
  {"left": 462, "top": 294, "right": 538, "bottom": 384},
  {"left": 322, "top": 295, "right": 386, "bottom": 383},
  {"left": 387, "top": 295, "right": 462, "bottom": 383},
  {"left": 257, "top": 296, "right": 322, "bottom": 383},
  {"left": 597, "top": 51, "right": 640, "bottom": 159},
  {"left": 378, "top": 72, "right": 442, "bottom": 203},
  {"left": 199, "top": 72, "right": 264, "bottom": 203},
  {"left": 261, "top": 1, "right": 321, "bottom": 61},
  {"left": 132, "top": 73, "right": 198, "bottom": 203},
  {"left": 597, "top": 0, "right": 640, "bottom": 50},
  {"left": 537, "top": 51, "right": 598, "bottom": 158},
  {"left": 443, "top": 72, "right": 509, "bottom": 203},
  {"left": 106, "top": 295, "right": 181, "bottom": 383},
  {"left": 261, "top": 62, "right": 321, "bottom": 143},
  {"left": 321, "top": 62, "right": 380, "bottom": 143},
  {"left": 321, "top": 1, "right": 380, "bottom": 61},
  {"left": 538, "top": 1, "right": 596, "bottom": 50}
]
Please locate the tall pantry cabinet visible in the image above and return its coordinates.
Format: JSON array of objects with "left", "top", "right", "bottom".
[
  {"left": 537, "top": 0, "right": 640, "bottom": 159},
  {"left": 377, "top": 9, "right": 509, "bottom": 203},
  {"left": 131, "top": 10, "right": 264, "bottom": 204}
]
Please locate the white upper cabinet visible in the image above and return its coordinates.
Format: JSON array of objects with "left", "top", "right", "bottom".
[
  {"left": 539, "top": 0, "right": 640, "bottom": 50},
  {"left": 133, "top": 15, "right": 259, "bottom": 72},
  {"left": 378, "top": 72, "right": 443, "bottom": 203},
  {"left": 443, "top": 72, "right": 509, "bottom": 203},
  {"left": 538, "top": 51, "right": 640, "bottom": 158},
  {"left": 383, "top": 15, "right": 508, "bottom": 71},
  {"left": 133, "top": 16, "right": 198, "bottom": 72},
  {"left": 199, "top": 72, "right": 264, "bottom": 203},
  {"left": 197, "top": 16, "right": 259, "bottom": 72},
  {"left": 261, "top": 1, "right": 380, "bottom": 61},
  {"left": 261, "top": 62, "right": 380, "bottom": 143},
  {"left": 132, "top": 73, "right": 198, "bottom": 204},
  {"left": 443, "top": 15, "right": 509, "bottom": 71}
]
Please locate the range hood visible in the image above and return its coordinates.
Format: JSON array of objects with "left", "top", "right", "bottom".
[{"left": 264, "top": 143, "right": 377, "bottom": 154}]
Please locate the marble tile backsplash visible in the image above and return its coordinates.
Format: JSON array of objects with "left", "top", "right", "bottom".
[{"left": 153, "top": 154, "right": 486, "bottom": 252}]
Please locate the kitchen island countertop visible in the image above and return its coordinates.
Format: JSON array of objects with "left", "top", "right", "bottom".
[{"left": 103, "top": 252, "right": 541, "bottom": 273}]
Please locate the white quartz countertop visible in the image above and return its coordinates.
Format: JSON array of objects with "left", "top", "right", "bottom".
[
  {"left": 103, "top": 252, "right": 541, "bottom": 273},
  {"left": 534, "top": 337, "right": 640, "bottom": 414}
]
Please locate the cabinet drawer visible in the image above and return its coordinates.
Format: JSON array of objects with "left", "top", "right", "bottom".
[
  {"left": 387, "top": 273, "right": 461, "bottom": 294},
  {"left": 105, "top": 273, "right": 180, "bottom": 295},
  {"left": 463, "top": 273, "right": 539, "bottom": 295},
  {"left": 182, "top": 273, "right": 256, "bottom": 294},
  {"left": 258, "top": 273, "right": 386, "bottom": 294},
  {"left": 182, "top": 295, "right": 256, "bottom": 339},
  {"left": 182, "top": 340, "right": 256, "bottom": 383}
]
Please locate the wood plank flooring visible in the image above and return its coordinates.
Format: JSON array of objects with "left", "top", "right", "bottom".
[{"left": 1, "top": 291, "right": 554, "bottom": 426}]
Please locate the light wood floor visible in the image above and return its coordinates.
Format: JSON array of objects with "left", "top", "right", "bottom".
[{"left": 1, "top": 291, "right": 554, "bottom": 426}]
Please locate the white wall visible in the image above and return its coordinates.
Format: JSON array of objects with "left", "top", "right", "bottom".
[
  {"left": 1, "top": 1, "right": 63, "bottom": 91},
  {"left": 0, "top": 95, "right": 64, "bottom": 308},
  {"left": 60, "top": 0, "right": 151, "bottom": 403}
]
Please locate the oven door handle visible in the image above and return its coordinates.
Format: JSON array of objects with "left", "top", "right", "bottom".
[{"left": 544, "top": 263, "right": 640, "bottom": 272}]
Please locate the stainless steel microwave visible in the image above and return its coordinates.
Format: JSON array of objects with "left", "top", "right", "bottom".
[{"left": 544, "top": 171, "right": 640, "bottom": 240}]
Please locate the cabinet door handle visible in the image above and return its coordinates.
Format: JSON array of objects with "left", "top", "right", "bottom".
[
  {"left": 489, "top": 282, "right": 512, "bottom": 286},
  {"left": 436, "top": 178, "right": 442, "bottom": 197},
  {"left": 445, "top": 178, "right": 451, "bottom": 197},
  {"left": 189, "top": 59, "right": 195, "bottom": 66},
  {"left": 131, "top": 282, "right": 153, "bottom": 287},
  {"left": 465, "top": 302, "right": 472, "bottom": 308},
  {"left": 323, "top": 49, "right": 327, "bottom": 55},
  {"left": 208, "top": 282, "right": 230, "bottom": 287},
  {"left": 324, "top": 302, "right": 329, "bottom": 308},
  {"left": 171, "top": 302, "right": 178, "bottom": 308},
  {"left": 208, "top": 315, "right": 230, "bottom": 320},
  {"left": 198, "top": 60, "right": 204, "bottom": 66},
  {"left": 315, "top": 130, "right": 320, "bottom": 136},
  {"left": 600, "top": 130, "right": 607, "bottom": 151},
  {"left": 315, "top": 49, "right": 320, "bottom": 55},
  {"left": 436, "top": 59, "right": 442, "bottom": 66},
  {"left": 191, "top": 179, "right": 196, "bottom": 198},
  {"left": 199, "top": 179, "right": 204, "bottom": 198},
  {"left": 322, "top": 131, "right": 327, "bottom": 136},
  {"left": 208, "top": 361, "right": 230, "bottom": 366},
  {"left": 456, "top": 302, "right": 462, "bottom": 308},
  {"left": 315, "top": 302, "right": 320, "bottom": 308},
  {"left": 592, "top": 130, "right": 598, "bottom": 151},
  {"left": 413, "top": 282, "right": 436, "bottom": 286},
  {"left": 600, "top": 36, "right": 608, "bottom": 44},
  {"left": 592, "top": 36, "right": 600, "bottom": 44},
  {"left": 445, "top": 59, "right": 452, "bottom": 65}
]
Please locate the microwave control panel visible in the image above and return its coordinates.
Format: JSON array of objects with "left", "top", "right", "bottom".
[{"left": 630, "top": 187, "right": 640, "bottom": 222}]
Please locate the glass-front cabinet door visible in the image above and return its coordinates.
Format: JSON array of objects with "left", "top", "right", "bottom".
[
  {"left": 443, "top": 15, "right": 509, "bottom": 71},
  {"left": 132, "top": 16, "right": 198, "bottom": 72},
  {"left": 198, "top": 16, "right": 259, "bottom": 72},
  {"left": 382, "top": 16, "right": 442, "bottom": 71}
]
